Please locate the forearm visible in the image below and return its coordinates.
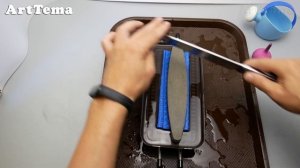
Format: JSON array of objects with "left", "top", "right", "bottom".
[
  {"left": 69, "top": 18, "right": 170, "bottom": 167},
  {"left": 69, "top": 98, "right": 127, "bottom": 168}
]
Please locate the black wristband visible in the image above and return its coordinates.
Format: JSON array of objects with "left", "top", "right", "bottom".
[{"left": 89, "top": 84, "right": 134, "bottom": 111}]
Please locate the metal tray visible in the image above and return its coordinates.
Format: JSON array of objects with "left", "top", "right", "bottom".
[{"left": 110, "top": 17, "right": 269, "bottom": 168}]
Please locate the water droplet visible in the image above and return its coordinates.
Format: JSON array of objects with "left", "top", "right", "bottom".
[
  {"left": 190, "top": 141, "right": 225, "bottom": 168},
  {"left": 207, "top": 113, "right": 226, "bottom": 143}
]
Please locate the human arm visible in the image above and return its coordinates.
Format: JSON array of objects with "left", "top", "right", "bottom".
[
  {"left": 243, "top": 59, "right": 300, "bottom": 113},
  {"left": 68, "top": 18, "right": 170, "bottom": 168}
]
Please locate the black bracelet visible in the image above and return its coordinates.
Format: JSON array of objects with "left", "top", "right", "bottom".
[{"left": 89, "top": 84, "right": 134, "bottom": 111}]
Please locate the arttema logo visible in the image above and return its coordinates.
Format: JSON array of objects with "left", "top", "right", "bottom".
[{"left": 5, "top": 5, "right": 73, "bottom": 15}]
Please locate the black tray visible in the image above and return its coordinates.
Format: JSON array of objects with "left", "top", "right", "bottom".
[{"left": 111, "top": 17, "right": 269, "bottom": 168}]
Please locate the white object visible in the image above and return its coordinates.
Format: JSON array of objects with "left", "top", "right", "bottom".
[
  {"left": 0, "top": 0, "right": 56, "bottom": 96},
  {"left": 246, "top": 6, "right": 258, "bottom": 22}
]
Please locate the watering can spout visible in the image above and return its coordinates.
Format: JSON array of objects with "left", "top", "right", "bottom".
[{"left": 246, "top": 6, "right": 259, "bottom": 22}]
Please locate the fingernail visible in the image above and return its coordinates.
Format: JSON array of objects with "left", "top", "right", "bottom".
[
  {"left": 244, "top": 72, "right": 254, "bottom": 81},
  {"left": 155, "top": 17, "right": 163, "bottom": 22},
  {"left": 164, "top": 21, "right": 171, "bottom": 27}
]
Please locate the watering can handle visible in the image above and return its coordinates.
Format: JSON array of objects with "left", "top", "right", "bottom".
[{"left": 261, "top": 1, "right": 297, "bottom": 28}]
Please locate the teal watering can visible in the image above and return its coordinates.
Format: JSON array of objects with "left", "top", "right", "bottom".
[{"left": 246, "top": 1, "right": 297, "bottom": 41}]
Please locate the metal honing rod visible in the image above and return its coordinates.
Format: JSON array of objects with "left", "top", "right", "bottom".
[
  {"left": 178, "top": 149, "right": 183, "bottom": 168},
  {"left": 157, "top": 147, "right": 164, "bottom": 168}
]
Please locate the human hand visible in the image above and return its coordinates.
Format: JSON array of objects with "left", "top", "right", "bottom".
[
  {"left": 243, "top": 59, "right": 300, "bottom": 113},
  {"left": 101, "top": 18, "right": 171, "bottom": 101}
]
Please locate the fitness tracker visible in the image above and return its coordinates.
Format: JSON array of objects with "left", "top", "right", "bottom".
[{"left": 89, "top": 84, "right": 133, "bottom": 111}]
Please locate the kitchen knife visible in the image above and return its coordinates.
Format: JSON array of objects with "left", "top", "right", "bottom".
[{"left": 165, "top": 35, "right": 277, "bottom": 81}]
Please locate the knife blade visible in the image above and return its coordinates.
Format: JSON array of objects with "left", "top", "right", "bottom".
[{"left": 165, "top": 35, "right": 277, "bottom": 81}]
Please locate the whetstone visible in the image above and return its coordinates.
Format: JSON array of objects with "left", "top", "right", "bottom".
[{"left": 168, "top": 47, "right": 188, "bottom": 143}]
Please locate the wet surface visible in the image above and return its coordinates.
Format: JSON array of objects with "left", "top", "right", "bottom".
[{"left": 115, "top": 19, "right": 268, "bottom": 168}]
